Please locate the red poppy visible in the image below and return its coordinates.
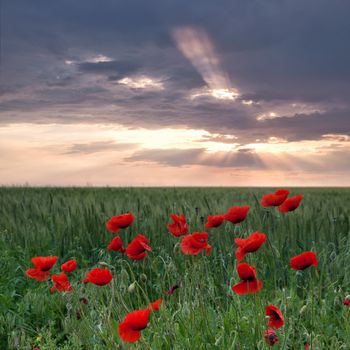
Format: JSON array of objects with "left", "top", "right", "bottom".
[
  {"left": 118, "top": 308, "right": 150, "bottom": 343},
  {"left": 343, "top": 296, "right": 350, "bottom": 306},
  {"left": 304, "top": 342, "right": 310, "bottom": 350},
  {"left": 167, "top": 214, "right": 189, "bottom": 237},
  {"left": 25, "top": 268, "right": 51, "bottom": 281},
  {"left": 290, "top": 251, "right": 318, "bottom": 270},
  {"left": 264, "top": 328, "right": 279, "bottom": 346},
  {"left": 261, "top": 189, "right": 289, "bottom": 207},
  {"left": 61, "top": 259, "right": 77, "bottom": 273},
  {"left": 278, "top": 194, "right": 303, "bottom": 213},
  {"left": 234, "top": 231, "right": 266, "bottom": 262},
  {"left": 224, "top": 205, "right": 250, "bottom": 224},
  {"left": 31, "top": 256, "right": 58, "bottom": 271},
  {"left": 266, "top": 304, "right": 284, "bottom": 329},
  {"left": 232, "top": 262, "right": 262, "bottom": 294},
  {"left": 205, "top": 214, "right": 225, "bottom": 229},
  {"left": 106, "top": 213, "right": 134, "bottom": 233},
  {"left": 148, "top": 298, "right": 163, "bottom": 311},
  {"left": 180, "top": 232, "right": 212, "bottom": 256},
  {"left": 82, "top": 267, "right": 113, "bottom": 286},
  {"left": 107, "top": 236, "right": 125, "bottom": 253},
  {"left": 126, "top": 234, "right": 151, "bottom": 260},
  {"left": 50, "top": 272, "right": 73, "bottom": 292}
]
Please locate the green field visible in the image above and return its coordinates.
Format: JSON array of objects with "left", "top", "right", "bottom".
[{"left": 0, "top": 187, "right": 349, "bottom": 349}]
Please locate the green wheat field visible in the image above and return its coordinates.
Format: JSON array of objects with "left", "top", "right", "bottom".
[{"left": 0, "top": 187, "right": 349, "bottom": 350}]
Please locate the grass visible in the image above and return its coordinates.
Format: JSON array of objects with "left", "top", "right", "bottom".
[{"left": 0, "top": 187, "right": 349, "bottom": 349}]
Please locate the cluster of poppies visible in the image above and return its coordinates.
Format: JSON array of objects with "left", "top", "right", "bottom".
[{"left": 26, "top": 188, "right": 349, "bottom": 348}]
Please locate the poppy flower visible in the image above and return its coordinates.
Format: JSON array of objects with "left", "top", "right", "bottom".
[
  {"left": 234, "top": 231, "right": 266, "bottom": 262},
  {"left": 31, "top": 256, "right": 58, "bottom": 271},
  {"left": 232, "top": 262, "right": 262, "bottom": 294},
  {"left": 290, "top": 251, "right": 318, "bottom": 270},
  {"left": 304, "top": 342, "right": 310, "bottom": 350},
  {"left": 224, "top": 205, "right": 250, "bottom": 224},
  {"left": 261, "top": 189, "right": 289, "bottom": 207},
  {"left": 264, "top": 328, "right": 279, "bottom": 346},
  {"left": 180, "top": 232, "right": 212, "bottom": 256},
  {"left": 343, "top": 296, "right": 350, "bottom": 306},
  {"left": 118, "top": 308, "right": 150, "bottom": 343},
  {"left": 107, "top": 236, "right": 125, "bottom": 253},
  {"left": 50, "top": 272, "right": 73, "bottom": 292},
  {"left": 82, "top": 267, "right": 113, "bottom": 286},
  {"left": 167, "top": 214, "right": 189, "bottom": 237},
  {"left": 61, "top": 259, "right": 77, "bottom": 273},
  {"left": 205, "top": 214, "right": 225, "bottom": 229},
  {"left": 278, "top": 194, "right": 303, "bottom": 213},
  {"left": 148, "top": 298, "right": 163, "bottom": 311},
  {"left": 106, "top": 213, "right": 134, "bottom": 233},
  {"left": 126, "top": 234, "right": 151, "bottom": 260},
  {"left": 266, "top": 304, "right": 284, "bottom": 329},
  {"left": 25, "top": 268, "right": 51, "bottom": 281}
]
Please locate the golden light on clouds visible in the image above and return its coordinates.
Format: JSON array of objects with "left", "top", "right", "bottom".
[{"left": 117, "top": 76, "right": 164, "bottom": 90}]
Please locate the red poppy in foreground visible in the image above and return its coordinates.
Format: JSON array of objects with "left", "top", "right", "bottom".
[
  {"left": 167, "top": 214, "right": 189, "bottom": 237},
  {"left": 266, "top": 304, "right": 284, "bottom": 329},
  {"left": 118, "top": 308, "right": 150, "bottom": 343},
  {"left": 50, "top": 272, "right": 73, "bottom": 292},
  {"left": 26, "top": 268, "right": 51, "bottom": 281},
  {"left": 205, "top": 214, "right": 225, "bottom": 229},
  {"left": 26, "top": 255, "right": 58, "bottom": 281},
  {"left": 343, "top": 296, "right": 350, "bottom": 306},
  {"left": 261, "top": 189, "right": 289, "bottom": 207},
  {"left": 264, "top": 328, "right": 279, "bottom": 346},
  {"left": 148, "top": 298, "right": 163, "bottom": 311},
  {"left": 234, "top": 231, "right": 266, "bottom": 262},
  {"left": 180, "top": 232, "right": 212, "bottom": 255},
  {"left": 106, "top": 213, "right": 134, "bottom": 233},
  {"left": 61, "top": 259, "right": 77, "bottom": 273},
  {"left": 224, "top": 205, "right": 250, "bottom": 224},
  {"left": 232, "top": 262, "right": 262, "bottom": 294},
  {"left": 126, "top": 234, "right": 151, "bottom": 260},
  {"left": 290, "top": 251, "right": 318, "bottom": 270},
  {"left": 278, "top": 194, "right": 303, "bottom": 213},
  {"left": 107, "top": 236, "right": 125, "bottom": 253},
  {"left": 82, "top": 268, "right": 113, "bottom": 286},
  {"left": 31, "top": 256, "right": 58, "bottom": 271}
]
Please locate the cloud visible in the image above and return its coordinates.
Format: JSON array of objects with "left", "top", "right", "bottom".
[
  {"left": 64, "top": 141, "right": 139, "bottom": 155},
  {"left": 125, "top": 147, "right": 265, "bottom": 169}
]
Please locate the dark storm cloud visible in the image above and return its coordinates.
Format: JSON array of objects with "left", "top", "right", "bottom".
[{"left": 1, "top": 0, "right": 350, "bottom": 144}]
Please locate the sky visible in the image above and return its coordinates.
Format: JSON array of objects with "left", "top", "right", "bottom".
[{"left": 0, "top": 0, "right": 349, "bottom": 186}]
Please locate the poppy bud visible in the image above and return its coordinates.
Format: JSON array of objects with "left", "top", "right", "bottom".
[
  {"left": 299, "top": 305, "right": 307, "bottom": 316},
  {"left": 80, "top": 297, "right": 89, "bottom": 305},
  {"left": 128, "top": 282, "right": 136, "bottom": 293},
  {"left": 140, "top": 273, "right": 147, "bottom": 282},
  {"left": 76, "top": 309, "right": 82, "bottom": 320}
]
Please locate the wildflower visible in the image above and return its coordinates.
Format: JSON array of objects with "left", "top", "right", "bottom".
[
  {"left": 106, "top": 213, "right": 134, "bottom": 233},
  {"left": 278, "top": 194, "right": 303, "bottom": 213},
  {"left": 126, "top": 234, "right": 151, "bottom": 260},
  {"left": 224, "top": 205, "right": 250, "bottom": 224},
  {"left": 264, "top": 328, "right": 279, "bottom": 346},
  {"left": 266, "top": 304, "right": 284, "bottom": 329},
  {"left": 290, "top": 251, "right": 318, "bottom": 270},
  {"left": 118, "top": 308, "right": 150, "bottom": 343},
  {"left": 343, "top": 295, "right": 350, "bottom": 306},
  {"left": 148, "top": 298, "right": 163, "bottom": 311},
  {"left": 26, "top": 256, "right": 58, "bottom": 281},
  {"left": 167, "top": 214, "right": 189, "bottom": 237},
  {"left": 261, "top": 189, "right": 289, "bottom": 207},
  {"left": 180, "top": 232, "right": 211, "bottom": 255},
  {"left": 82, "top": 267, "right": 113, "bottom": 286},
  {"left": 232, "top": 262, "right": 262, "bottom": 294},
  {"left": 61, "top": 259, "right": 77, "bottom": 273},
  {"left": 107, "top": 236, "right": 125, "bottom": 253},
  {"left": 234, "top": 231, "right": 266, "bottom": 262},
  {"left": 205, "top": 214, "right": 225, "bottom": 229},
  {"left": 50, "top": 272, "right": 73, "bottom": 292}
]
